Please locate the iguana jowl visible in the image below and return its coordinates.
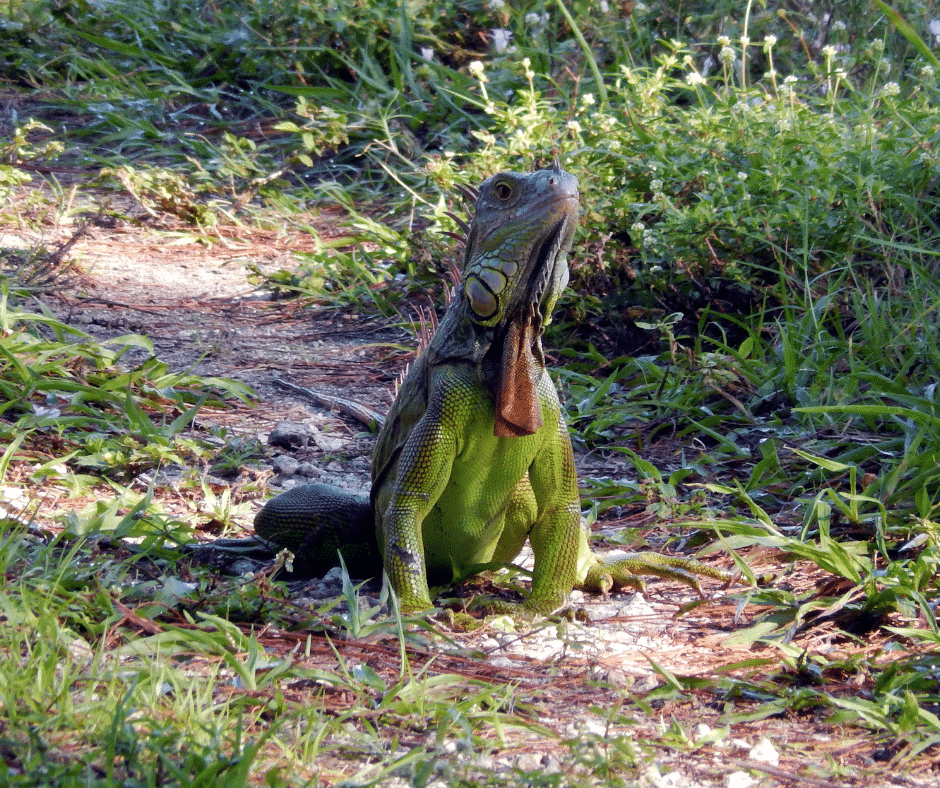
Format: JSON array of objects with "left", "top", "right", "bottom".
[{"left": 255, "top": 165, "right": 731, "bottom": 613}]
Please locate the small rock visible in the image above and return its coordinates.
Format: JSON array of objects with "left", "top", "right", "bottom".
[
  {"left": 66, "top": 636, "right": 95, "bottom": 666},
  {"left": 747, "top": 736, "right": 779, "bottom": 766},
  {"left": 514, "top": 753, "right": 541, "bottom": 771},
  {"left": 597, "top": 667, "right": 631, "bottom": 687},
  {"left": 564, "top": 716, "right": 607, "bottom": 738},
  {"left": 634, "top": 673, "right": 660, "bottom": 692},
  {"left": 297, "top": 461, "right": 319, "bottom": 477},
  {"left": 272, "top": 455, "right": 300, "bottom": 477},
  {"left": 267, "top": 421, "right": 310, "bottom": 449},
  {"left": 312, "top": 432, "right": 347, "bottom": 452},
  {"left": 725, "top": 771, "right": 756, "bottom": 788},
  {"left": 655, "top": 772, "right": 690, "bottom": 787},
  {"left": 617, "top": 592, "right": 658, "bottom": 619},
  {"left": 228, "top": 558, "right": 262, "bottom": 576},
  {"left": 644, "top": 765, "right": 697, "bottom": 787}
]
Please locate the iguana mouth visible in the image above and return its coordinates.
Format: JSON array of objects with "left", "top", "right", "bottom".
[{"left": 525, "top": 212, "right": 572, "bottom": 325}]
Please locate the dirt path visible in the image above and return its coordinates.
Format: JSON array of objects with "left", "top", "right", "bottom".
[{"left": 6, "top": 217, "right": 935, "bottom": 787}]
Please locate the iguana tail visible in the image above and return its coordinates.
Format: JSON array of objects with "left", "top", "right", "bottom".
[{"left": 254, "top": 483, "right": 381, "bottom": 577}]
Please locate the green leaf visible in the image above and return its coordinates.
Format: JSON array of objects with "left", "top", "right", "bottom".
[
  {"left": 873, "top": 0, "right": 940, "bottom": 68},
  {"left": 69, "top": 29, "right": 178, "bottom": 67}
]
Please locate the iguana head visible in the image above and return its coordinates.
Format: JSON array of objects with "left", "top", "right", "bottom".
[{"left": 461, "top": 165, "right": 580, "bottom": 437}]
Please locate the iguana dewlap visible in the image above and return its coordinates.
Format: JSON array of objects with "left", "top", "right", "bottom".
[{"left": 254, "top": 166, "right": 731, "bottom": 613}]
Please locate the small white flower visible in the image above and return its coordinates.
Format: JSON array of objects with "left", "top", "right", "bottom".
[
  {"left": 872, "top": 39, "right": 885, "bottom": 51},
  {"left": 468, "top": 60, "right": 485, "bottom": 77},
  {"left": 525, "top": 12, "right": 540, "bottom": 26},
  {"left": 566, "top": 119, "right": 582, "bottom": 133},
  {"left": 822, "top": 44, "right": 837, "bottom": 60},
  {"left": 631, "top": 221, "right": 646, "bottom": 234},
  {"left": 719, "top": 46, "right": 735, "bottom": 67},
  {"left": 763, "top": 34, "right": 777, "bottom": 49},
  {"left": 491, "top": 28, "right": 512, "bottom": 53},
  {"left": 488, "top": 0, "right": 505, "bottom": 9},
  {"left": 736, "top": 171, "right": 748, "bottom": 181},
  {"left": 922, "top": 64, "right": 936, "bottom": 80},
  {"left": 880, "top": 81, "right": 900, "bottom": 97},
  {"left": 718, "top": 35, "right": 730, "bottom": 47},
  {"left": 929, "top": 19, "right": 940, "bottom": 42},
  {"left": 650, "top": 178, "right": 663, "bottom": 191},
  {"left": 419, "top": 47, "right": 434, "bottom": 61},
  {"left": 832, "top": 20, "right": 847, "bottom": 32},
  {"left": 600, "top": 0, "right": 609, "bottom": 12},
  {"left": 784, "top": 74, "right": 798, "bottom": 84},
  {"left": 686, "top": 70, "right": 706, "bottom": 86},
  {"left": 582, "top": 92, "right": 595, "bottom": 106}
]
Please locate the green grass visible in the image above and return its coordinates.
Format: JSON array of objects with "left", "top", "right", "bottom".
[{"left": 2, "top": 0, "right": 940, "bottom": 784}]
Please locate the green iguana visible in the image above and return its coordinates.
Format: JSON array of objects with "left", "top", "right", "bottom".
[{"left": 253, "top": 165, "right": 732, "bottom": 614}]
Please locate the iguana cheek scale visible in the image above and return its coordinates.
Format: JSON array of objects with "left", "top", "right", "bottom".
[{"left": 254, "top": 166, "right": 733, "bottom": 614}]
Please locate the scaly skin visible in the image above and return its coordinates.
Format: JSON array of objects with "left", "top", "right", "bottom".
[{"left": 254, "top": 166, "right": 733, "bottom": 614}]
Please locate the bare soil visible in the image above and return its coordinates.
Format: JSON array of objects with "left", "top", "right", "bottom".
[{"left": 5, "top": 213, "right": 938, "bottom": 788}]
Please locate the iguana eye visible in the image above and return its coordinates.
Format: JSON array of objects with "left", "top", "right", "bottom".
[{"left": 493, "top": 179, "right": 513, "bottom": 201}]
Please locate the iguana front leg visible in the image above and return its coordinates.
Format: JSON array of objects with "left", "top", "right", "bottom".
[
  {"left": 376, "top": 373, "right": 463, "bottom": 612},
  {"left": 520, "top": 411, "right": 584, "bottom": 613}
]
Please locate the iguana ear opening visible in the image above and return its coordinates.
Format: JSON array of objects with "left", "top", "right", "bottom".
[{"left": 493, "top": 319, "right": 544, "bottom": 437}]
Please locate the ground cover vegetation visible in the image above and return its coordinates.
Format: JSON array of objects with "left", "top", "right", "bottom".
[{"left": 1, "top": 0, "right": 940, "bottom": 784}]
